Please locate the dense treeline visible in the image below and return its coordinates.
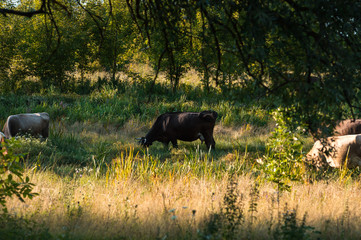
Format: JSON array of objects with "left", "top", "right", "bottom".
[
  {"left": 1, "top": 0, "right": 361, "bottom": 133},
  {"left": 0, "top": 0, "right": 136, "bottom": 93}
]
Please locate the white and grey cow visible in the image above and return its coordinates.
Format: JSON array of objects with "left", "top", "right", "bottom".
[{"left": 2, "top": 112, "right": 50, "bottom": 139}]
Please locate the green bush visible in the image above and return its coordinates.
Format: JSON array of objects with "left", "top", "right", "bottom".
[
  {"left": 0, "top": 138, "right": 38, "bottom": 213},
  {"left": 258, "top": 108, "right": 306, "bottom": 192}
]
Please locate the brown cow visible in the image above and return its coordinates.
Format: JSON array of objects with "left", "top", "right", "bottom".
[
  {"left": 2, "top": 112, "right": 50, "bottom": 138},
  {"left": 306, "top": 134, "right": 361, "bottom": 169}
]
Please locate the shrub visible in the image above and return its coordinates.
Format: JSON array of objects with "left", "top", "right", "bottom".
[
  {"left": 274, "top": 204, "right": 319, "bottom": 240},
  {"left": 198, "top": 173, "right": 244, "bottom": 240},
  {"left": 258, "top": 108, "right": 306, "bottom": 192},
  {"left": 0, "top": 138, "right": 38, "bottom": 213}
]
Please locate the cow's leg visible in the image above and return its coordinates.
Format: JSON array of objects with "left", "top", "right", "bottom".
[
  {"left": 42, "top": 128, "right": 49, "bottom": 139},
  {"left": 203, "top": 131, "right": 215, "bottom": 150},
  {"left": 211, "top": 137, "right": 216, "bottom": 150},
  {"left": 206, "top": 138, "right": 216, "bottom": 150},
  {"left": 171, "top": 139, "right": 178, "bottom": 148}
]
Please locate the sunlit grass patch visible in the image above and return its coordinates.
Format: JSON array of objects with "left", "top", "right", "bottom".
[{"left": 5, "top": 168, "right": 361, "bottom": 239}]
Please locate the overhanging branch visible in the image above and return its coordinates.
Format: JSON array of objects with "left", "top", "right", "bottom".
[
  {"left": 0, "top": 0, "right": 71, "bottom": 18},
  {"left": 0, "top": 8, "right": 46, "bottom": 17},
  {"left": 1, "top": 0, "right": 47, "bottom": 17}
]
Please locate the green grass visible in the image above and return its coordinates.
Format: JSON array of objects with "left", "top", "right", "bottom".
[
  {"left": 0, "top": 78, "right": 270, "bottom": 127},
  {"left": 2, "top": 77, "right": 361, "bottom": 239},
  {"left": 0, "top": 78, "right": 271, "bottom": 169}
]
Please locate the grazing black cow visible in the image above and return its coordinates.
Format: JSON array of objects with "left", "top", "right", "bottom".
[
  {"left": 138, "top": 111, "right": 218, "bottom": 149},
  {"left": 2, "top": 112, "right": 50, "bottom": 138}
]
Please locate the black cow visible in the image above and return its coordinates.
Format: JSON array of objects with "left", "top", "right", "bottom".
[{"left": 138, "top": 111, "right": 218, "bottom": 149}]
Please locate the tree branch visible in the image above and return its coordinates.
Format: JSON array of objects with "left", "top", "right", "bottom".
[
  {"left": 0, "top": 8, "right": 46, "bottom": 17},
  {"left": 1, "top": 0, "right": 47, "bottom": 17},
  {"left": 75, "top": 0, "right": 104, "bottom": 40}
]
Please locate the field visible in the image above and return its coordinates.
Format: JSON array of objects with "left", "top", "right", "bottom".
[{"left": 2, "top": 74, "right": 361, "bottom": 240}]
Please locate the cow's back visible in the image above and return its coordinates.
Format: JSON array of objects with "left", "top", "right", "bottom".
[
  {"left": 168, "top": 112, "right": 216, "bottom": 141},
  {"left": 168, "top": 112, "right": 200, "bottom": 127},
  {"left": 18, "top": 112, "right": 49, "bottom": 126},
  {"left": 334, "top": 119, "right": 361, "bottom": 136},
  {"left": 148, "top": 112, "right": 214, "bottom": 140}
]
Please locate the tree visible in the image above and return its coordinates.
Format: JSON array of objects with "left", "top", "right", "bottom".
[
  {"left": 126, "top": 0, "right": 196, "bottom": 92},
  {"left": 127, "top": 0, "right": 361, "bottom": 134}
]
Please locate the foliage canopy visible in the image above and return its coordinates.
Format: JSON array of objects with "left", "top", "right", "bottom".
[{"left": 1, "top": 0, "right": 361, "bottom": 132}]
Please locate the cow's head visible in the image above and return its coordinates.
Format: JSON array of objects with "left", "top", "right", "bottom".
[{"left": 136, "top": 137, "right": 152, "bottom": 147}]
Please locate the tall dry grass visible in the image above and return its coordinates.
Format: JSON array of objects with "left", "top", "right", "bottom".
[
  {"left": 5, "top": 166, "right": 361, "bottom": 239},
  {"left": 4, "top": 118, "right": 361, "bottom": 239}
]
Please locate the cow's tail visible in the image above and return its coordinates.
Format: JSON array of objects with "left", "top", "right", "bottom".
[{"left": 3, "top": 118, "right": 11, "bottom": 138}]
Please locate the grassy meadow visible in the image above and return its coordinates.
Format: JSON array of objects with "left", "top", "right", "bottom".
[{"left": 2, "top": 72, "right": 361, "bottom": 240}]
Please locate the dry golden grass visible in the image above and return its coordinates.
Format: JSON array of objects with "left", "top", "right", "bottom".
[
  {"left": 3, "top": 114, "right": 361, "bottom": 239},
  {"left": 5, "top": 169, "right": 361, "bottom": 239}
]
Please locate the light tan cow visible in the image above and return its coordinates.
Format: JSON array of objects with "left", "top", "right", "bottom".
[
  {"left": 2, "top": 112, "right": 50, "bottom": 138},
  {"left": 306, "top": 134, "right": 361, "bottom": 168}
]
